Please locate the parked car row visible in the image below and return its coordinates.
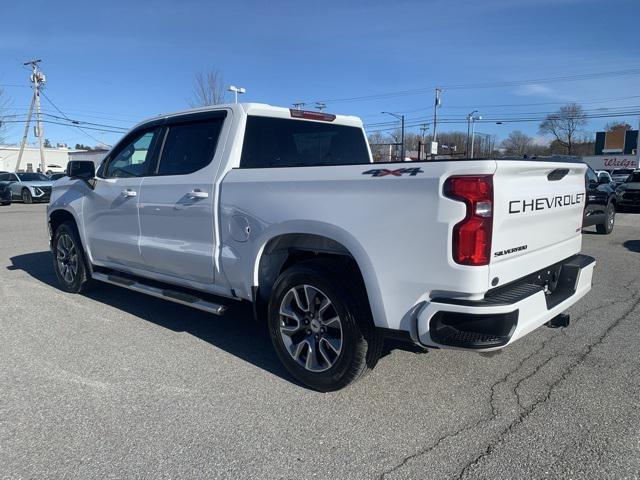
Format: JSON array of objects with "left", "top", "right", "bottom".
[{"left": 0, "top": 171, "right": 57, "bottom": 205}]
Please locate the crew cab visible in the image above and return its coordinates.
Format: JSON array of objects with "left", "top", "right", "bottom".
[{"left": 47, "top": 103, "right": 595, "bottom": 391}]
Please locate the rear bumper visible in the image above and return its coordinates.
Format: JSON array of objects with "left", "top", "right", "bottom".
[{"left": 417, "top": 254, "right": 595, "bottom": 351}]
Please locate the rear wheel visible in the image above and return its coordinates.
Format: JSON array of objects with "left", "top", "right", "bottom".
[
  {"left": 596, "top": 202, "right": 615, "bottom": 234},
  {"left": 22, "top": 188, "right": 32, "bottom": 204},
  {"left": 267, "top": 260, "right": 382, "bottom": 392},
  {"left": 52, "top": 221, "right": 92, "bottom": 293}
]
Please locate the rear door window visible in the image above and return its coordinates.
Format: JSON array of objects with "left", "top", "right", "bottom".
[
  {"left": 240, "top": 116, "right": 370, "bottom": 168},
  {"left": 156, "top": 119, "right": 225, "bottom": 176}
]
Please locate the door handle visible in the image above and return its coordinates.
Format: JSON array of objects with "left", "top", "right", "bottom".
[
  {"left": 188, "top": 189, "right": 209, "bottom": 199},
  {"left": 121, "top": 189, "right": 137, "bottom": 197}
]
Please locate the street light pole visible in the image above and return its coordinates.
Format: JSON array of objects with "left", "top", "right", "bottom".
[
  {"left": 228, "top": 85, "right": 246, "bottom": 104},
  {"left": 382, "top": 111, "right": 405, "bottom": 161}
]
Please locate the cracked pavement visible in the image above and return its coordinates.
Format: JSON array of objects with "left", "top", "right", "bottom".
[{"left": 1, "top": 204, "right": 639, "bottom": 479}]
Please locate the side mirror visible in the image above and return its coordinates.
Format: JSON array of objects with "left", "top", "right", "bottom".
[{"left": 67, "top": 161, "right": 95, "bottom": 181}]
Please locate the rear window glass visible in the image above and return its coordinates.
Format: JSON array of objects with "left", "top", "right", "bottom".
[
  {"left": 17, "top": 173, "right": 49, "bottom": 181},
  {"left": 240, "top": 116, "right": 370, "bottom": 168}
]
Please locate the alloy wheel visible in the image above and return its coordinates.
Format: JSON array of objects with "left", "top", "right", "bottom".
[
  {"left": 278, "top": 284, "right": 343, "bottom": 372},
  {"left": 56, "top": 233, "right": 79, "bottom": 284}
]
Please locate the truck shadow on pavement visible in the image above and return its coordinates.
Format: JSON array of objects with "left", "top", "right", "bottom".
[
  {"left": 9, "top": 251, "right": 418, "bottom": 389},
  {"left": 623, "top": 240, "right": 640, "bottom": 253},
  {"left": 8, "top": 251, "right": 298, "bottom": 385}
]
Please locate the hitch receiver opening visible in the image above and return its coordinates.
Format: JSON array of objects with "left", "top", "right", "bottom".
[{"left": 545, "top": 313, "right": 570, "bottom": 329}]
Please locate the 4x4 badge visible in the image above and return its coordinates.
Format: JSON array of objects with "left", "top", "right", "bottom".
[{"left": 362, "top": 168, "right": 424, "bottom": 177}]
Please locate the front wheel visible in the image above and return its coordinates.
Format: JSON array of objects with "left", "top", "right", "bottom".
[
  {"left": 52, "top": 221, "right": 92, "bottom": 293},
  {"left": 22, "top": 189, "right": 32, "bottom": 204},
  {"left": 268, "top": 260, "right": 382, "bottom": 392},
  {"left": 596, "top": 203, "right": 615, "bottom": 234}
]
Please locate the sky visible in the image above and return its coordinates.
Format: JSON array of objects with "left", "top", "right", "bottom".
[{"left": 1, "top": 0, "right": 639, "bottom": 148}]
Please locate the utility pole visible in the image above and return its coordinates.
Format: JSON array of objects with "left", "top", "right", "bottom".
[
  {"left": 315, "top": 102, "right": 326, "bottom": 111},
  {"left": 15, "top": 93, "right": 35, "bottom": 172},
  {"left": 467, "top": 111, "right": 481, "bottom": 158},
  {"left": 292, "top": 102, "right": 306, "bottom": 110},
  {"left": 16, "top": 59, "right": 46, "bottom": 173},
  {"left": 419, "top": 123, "right": 430, "bottom": 160},
  {"left": 432, "top": 88, "right": 441, "bottom": 143},
  {"left": 381, "top": 112, "right": 405, "bottom": 161}
]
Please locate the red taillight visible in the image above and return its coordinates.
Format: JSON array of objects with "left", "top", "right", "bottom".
[
  {"left": 444, "top": 175, "right": 493, "bottom": 266},
  {"left": 289, "top": 109, "right": 336, "bottom": 122}
]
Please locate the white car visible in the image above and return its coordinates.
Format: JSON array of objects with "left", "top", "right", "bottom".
[
  {"left": 45, "top": 164, "right": 66, "bottom": 175},
  {"left": 47, "top": 104, "right": 594, "bottom": 391},
  {"left": 0, "top": 171, "right": 53, "bottom": 203}
]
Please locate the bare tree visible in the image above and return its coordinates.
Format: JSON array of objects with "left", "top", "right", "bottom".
[
  {"left": 538, "top": 103, "right": 587, "bottom": 155},
  {"left": 189, "top": 69, "right": 226, "bottom": 107},
  {"left": 501, "top": 130, "right": 532, "bottom": 156}
]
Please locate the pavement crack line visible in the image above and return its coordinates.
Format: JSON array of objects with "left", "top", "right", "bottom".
[
  {"left": 377, "top": 335, "right": 556, "bottom": 480},
  {"left": 455, "top": 292, "right": 640, "bottom": 480},
  {"left": 377, "top": 283, "right": 640, "bottom": 480}
]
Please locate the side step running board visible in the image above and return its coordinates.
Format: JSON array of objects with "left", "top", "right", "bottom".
[{"left": 91, "top": 272, "right": 227, "bottom": 316}]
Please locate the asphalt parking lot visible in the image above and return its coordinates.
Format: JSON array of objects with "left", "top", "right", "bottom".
[{"left": 1, "top": 203, "right": 639, "bottom": 479}]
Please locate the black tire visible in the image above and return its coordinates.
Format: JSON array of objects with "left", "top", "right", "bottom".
[
  {"left": 22, "top": 188, "right": 32, "bottom": 204},
  {"left": 1, "top": 201, "right": 10, "bottom": 206},
  {"left": 52, "top": 221, "right": 92, "bottom": 293},
  {"left": 596, "top": 202, "right": 615, "bottom": 234},
  {"left": 267, "top": 259, "right": 382, "bottom": 392}
]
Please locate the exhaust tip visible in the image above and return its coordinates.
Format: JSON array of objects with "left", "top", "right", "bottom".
[{"left": 546, "top": 313, "right": 570, "bottom": 329}]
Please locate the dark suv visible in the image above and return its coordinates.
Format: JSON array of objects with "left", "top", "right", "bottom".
[
  {"left": 583, "top": 166, "right": 616, "bottom": 234},
  {"left": 615, "top": 170, "right": 640, "bottom": 211}
]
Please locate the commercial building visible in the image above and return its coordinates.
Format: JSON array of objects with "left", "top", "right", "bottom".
[
  {"left": 0, "top": 145, "right": 84, "bottom": 173},
  {"left": 583, "top": 126, "right": 639, "bottom": 171},
  {"left": 68, "top": 148, "right": 109, "bottom": 167}
]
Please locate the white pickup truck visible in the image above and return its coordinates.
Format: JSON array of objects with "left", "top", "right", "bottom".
[{"left": 48, "top": 103, "right": 594, "bottom": 391}]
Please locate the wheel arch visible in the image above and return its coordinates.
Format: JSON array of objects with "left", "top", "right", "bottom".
[
  {"left": 49, "top": 208, "right": 79, "bottom": 234},
  {"left": 251, "top": 226, "right": 385, "bottom": 328}
]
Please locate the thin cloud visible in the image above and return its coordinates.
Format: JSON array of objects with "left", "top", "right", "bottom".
[{"left": 514, "top": 83, "right": 570, "bottom": 101}]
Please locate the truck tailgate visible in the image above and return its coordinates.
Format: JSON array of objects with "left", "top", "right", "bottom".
[{"left": 490, "top": 160, "right": 587, "bottom": 287}]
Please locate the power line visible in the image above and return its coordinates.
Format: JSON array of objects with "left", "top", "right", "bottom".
[
  {"left": 1, "top": 119, "right": 128, "bottom": 134},
  {"left": 311, "top": 67, "right": 640, "bottom": 105},
  {"left": 359, "top": 94, "right": 640, "bottom": 118},
  {"left": 364, "top": 110, "right": 640, "bottom": 134},
  {"left": 40, "top": 90, "right": 116, "bottom": 145},
  {"left": 364, "top": 104, "right": 640, "bottom": 128}
]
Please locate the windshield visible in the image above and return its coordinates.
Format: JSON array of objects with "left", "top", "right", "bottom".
[
  {"left": 17, "top": 173, "right": 50, "bottom": 182},
  {"left": 626, "top": 172, "right": 640, "bottom": 183}
]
